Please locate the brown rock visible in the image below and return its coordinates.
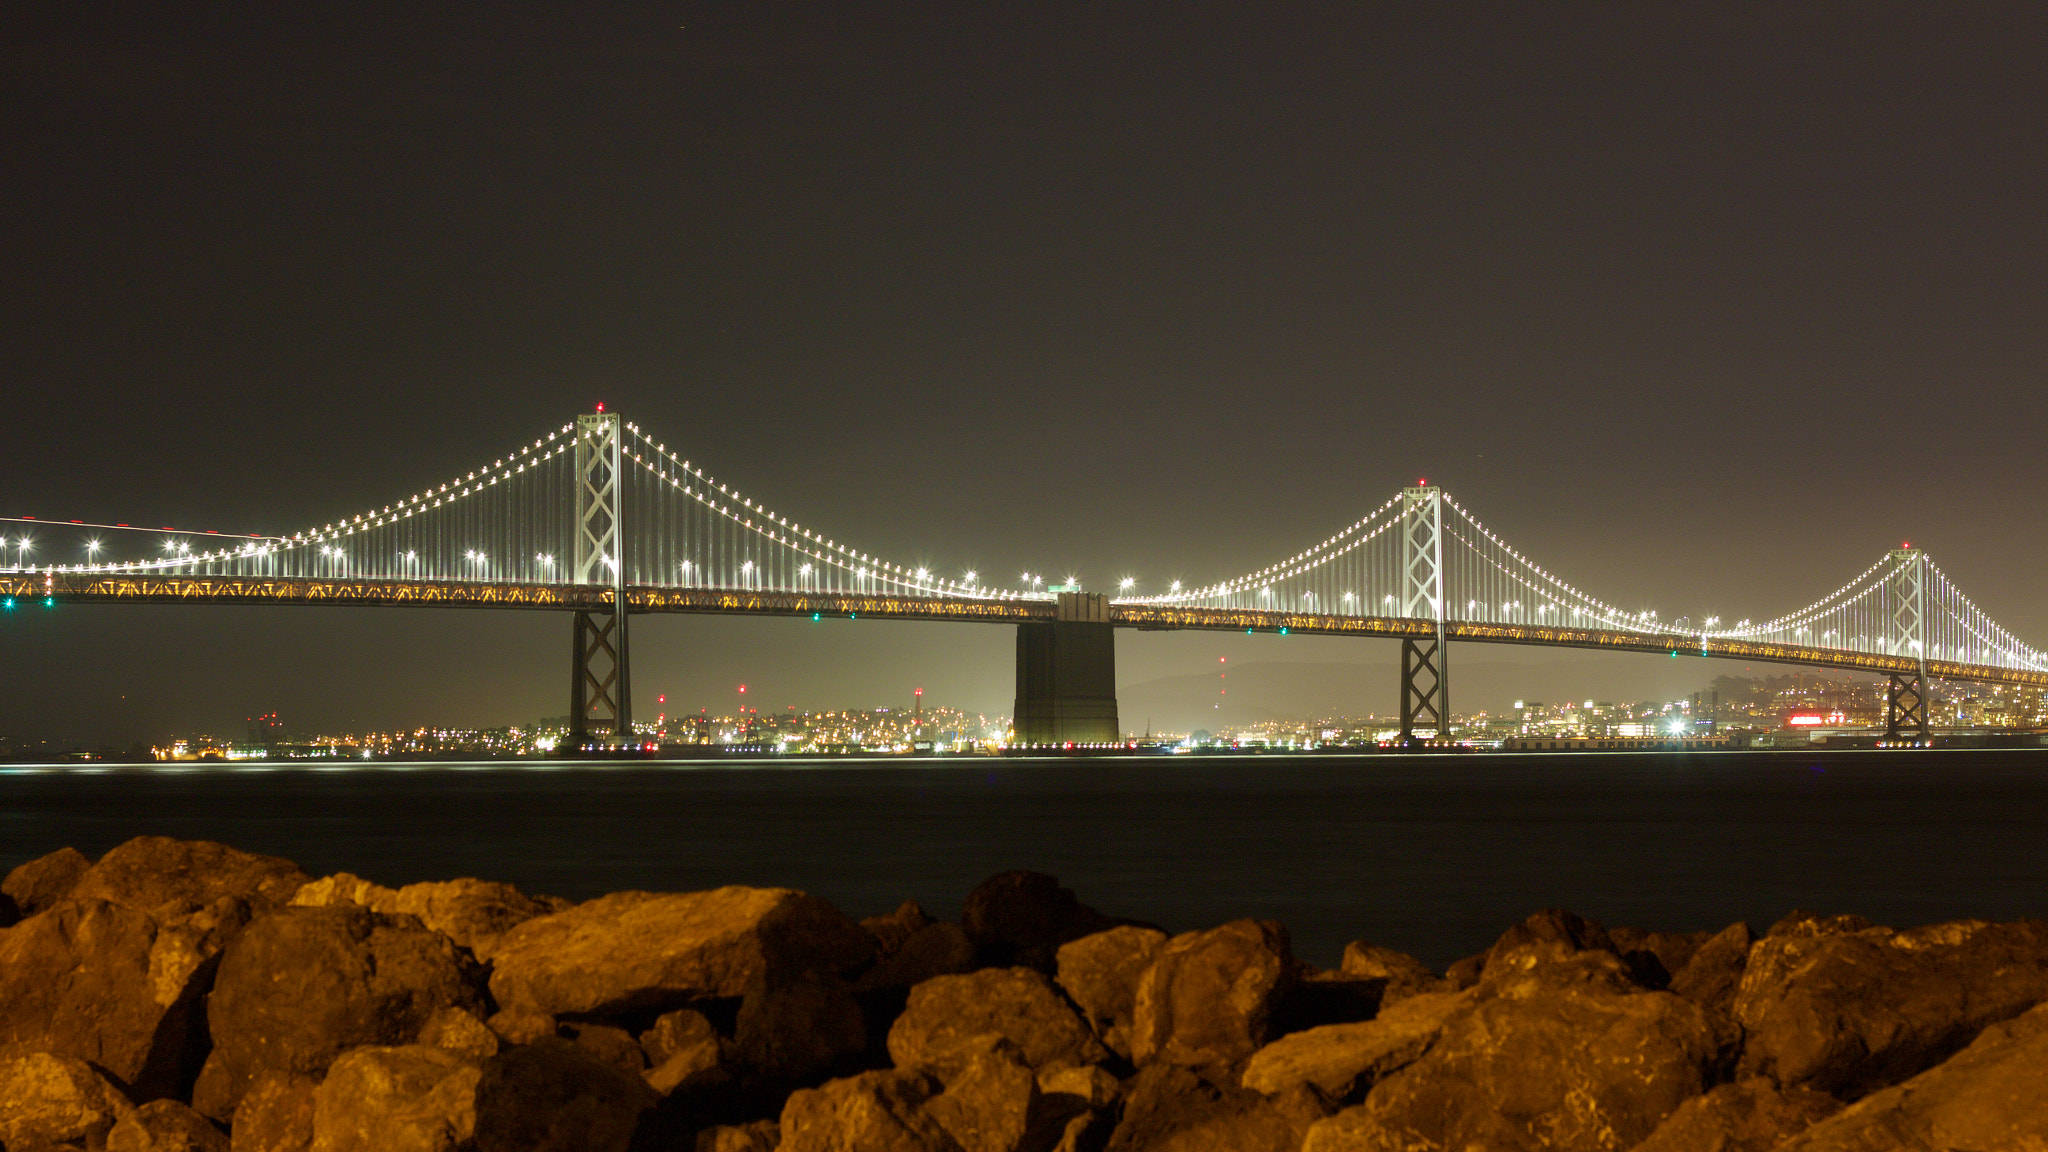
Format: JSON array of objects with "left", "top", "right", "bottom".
[
  {"left": 1336, "top": 942, "right": 1442, "bottom": 1005},
  {"left": 962, "top": 872, "right": 1116, "bottom": 971},
  {"left": 1240, "top": 989, "right": 1473, "bottom": 1101},
  {"left": 862, "top": 900, "right": 937, "bottom": 956},
  {"left": 697, "top": 1119, "right": 781, "bottom": 1151},
  {"left": 229, "top": 1073, "right": 317, "bottom": 1152},
  {"left": 1441, "top": 953, "right": 1484, "bottom": 990},
  {"left": 0, "top": 1047, "right": 143, "bottom": 1149},
  {"left": 470, "top": 1038, "right": 663, "bottom": 1152},
  {"left": 195, "top": 903, "right": 487, "bottom": 1120},
  {"left": 1734, "top": 916, "right": 2048, "bottom": 1097},
  {"left": 294, "top": 874, "right": 563, "bottom": 964},
  {"left": 641, "top": 1007, "right": 721, "bottom": 1067},
  {"left": 1479, "top": 908, "right": 1617, "bottom": 981},
  {"left": 1055, "top": 926, "right": 1168, "bottom": 1060},
  {"left": 1610, "top": 928, "right": 1711, "bottom": 984},
  {"left": 488, "top": 887, "right": 872, "bottom": 1018},
  {"left": 308, "top": 1045, "right": 482, "bottom": 1152},
  {"left": 1776, "top": 1000, "right": 2048, "bottom": 1150},
  {"left": 779, "top": 1068, "right": 959, "bottom": 1152},
  {"left": 1631, "top": 1077, "right": 1839, "bottom": 1152},
  {"left": 416, "top": 1006, "right": 500, "bottom": 1060},
  {"left": 1036, "top": 1063, "right": 1120, "bottom": 1109},
  {"left": 70, "top": 837, "right": 309, "bottom": 915},
  {"left": 485, "top": 1009, "right": 558, "bottom": 1046},
  {"left": 643, "top": 1010, "right": 732, "bottom": 1097},
  {"left": 108, "top": 1099, "right": 230, "bottom": 1152},
  {"left": 857, "top": 921, "right": 979, "bottom": 994},
  {"left": 924, "top": 1038, "right": 1041, "bottom": 1152},
  {"left": 1307, "top": 966, "right": 1722, "bottom": 1151},
  {"left": 1104, "top": 1064, "right": 1326, "bottom": 1152},
  {"left": 4, "top": 845, "right": 91, "bottom": 916},
  {"left": 0, "top": 897, "right": 215, "bottom": 1100},
  {"left": 889, "top": 967, "right": 1108, "bottom": 1082},
  {"left": 1667, "top": 921, "right": 1753, "bottom": 1016},
  {"left": 737, "top": 970, "right": 867, "bottom": 1083},
  {"left": 1128, "top": 920, "right": 1295, "bottom": 1070},
  {"left": 564, "top": 1022, "right": 647, "bottom": 1077}
]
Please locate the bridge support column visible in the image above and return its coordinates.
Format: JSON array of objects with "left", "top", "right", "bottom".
[
  {"left": 1884, "top": 547, "right": 1929, "bottom": 744},
  {"left": 1398, "top": 485, "right": 1449, "bottom": 744},
  {"left": 569, "top": 409, "right": 632, "bottom": 748},
  {"left": 1884, "top": 671, "right": 1928, "bottom": 742},
  {"left": 1014, "top": 592, "right": 1119, "bottom": 746}
]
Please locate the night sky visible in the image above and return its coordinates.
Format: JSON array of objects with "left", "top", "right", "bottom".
[{"left": 3, "top": 3, "right": 2044, "bottom": 744}]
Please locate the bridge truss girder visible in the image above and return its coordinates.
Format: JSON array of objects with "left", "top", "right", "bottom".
[
  {"left": 1885, "top": 670, "right": 1929, "bottom": 741},
  {"left": 1399, "top": 637, "right": 1449, "bottom": 743},
  {"left": 570, "top": 607, "right": 632, "bottom": 746}
]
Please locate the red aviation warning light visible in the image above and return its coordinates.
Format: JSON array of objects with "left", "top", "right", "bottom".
[{"left": 595, "top": 402, "right": 605, "bottom": 412}]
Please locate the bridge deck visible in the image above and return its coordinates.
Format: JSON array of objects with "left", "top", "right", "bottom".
[{"left": 11, "top": 572, "right": 2042, "bottom": 689}]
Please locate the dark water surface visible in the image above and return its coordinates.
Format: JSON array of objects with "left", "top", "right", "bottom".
[{"left": 6, "top": 749, "right": 2047, "bottom": 969}]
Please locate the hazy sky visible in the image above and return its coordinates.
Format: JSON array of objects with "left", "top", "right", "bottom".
[{"left": 3, "top": 3, "right": 2044, "bottom": 742}]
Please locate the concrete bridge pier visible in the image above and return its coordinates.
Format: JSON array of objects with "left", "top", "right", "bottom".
[{"left": 1014, "top": 592, "right": 1120, "bottom": 745}]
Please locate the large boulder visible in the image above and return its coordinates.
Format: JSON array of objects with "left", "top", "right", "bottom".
[
  {"left": 470, "top": 1038, "right": 664, "bottom": 1152},
  {"left": 857, "top": 921, "right": 978, "bottom": 995},
  {"left": 1337, "top": 942, "right": 1443, "bottom": 1005},
  {"left": 488, "top": 887, "right": 872, "bottom": 1018},
  {"left": 888, "top": 968, "right": 1108, "bottom": 1082},
  {"left": 1776, "top": 1000, "right": 2048, "bottom": 1150},
  {"left": 779, "top": 1068, "right": 960, "bottom": 1152},
  {"left": 1630, "top": 1077, "right": 1839, "bottom": 1152},
  {"left": 736, "top": 970, "right": 868, "bottom": 1084},
  {"left": 0, "top": 1047, "right": 142, "bottom": 1150},
  {"left": 1666, "top": 921, "right": 1752, "bottom": 1017},
  {"left": 1479, "top": 908, "right": 1616, "bottom": 981},
  {"left": 1240, "top": 989, "right": 1473, "bottom": 1101},
  {"left": 4, "top": 845, "right": 91, "bottom": 916},
  {"left": 108, "top": 1099, "right": 231, "bottom": 1152},
  {"left": 1734, "top": 915, "right": 2048, "bottom": 1097},
  {"left": 307, "top": 1045, "right": 482, "bottom": 1152},
  {"left": 70, "top": 837, "right": 308, "bottom": 915},
  {"left": 293, "top": 873, "right": 566, "bottom": 963},
  {"left": 641, "top": 1008, "right": 732, "bottom": 1096},
  {"left": 194, "top": 903, "right": 487, "bottom": 1120},
  {"left": 924, "top": 1038, "right": 1059, "bottom": 1152},
  {"left": 1104, "top": 1064, "right": 1325, "bottom": 1152},
  {"left": 962, "top": 872, "right": 1116, "bottom": 971},
  {"left": 1303, "top": 960, "right": 1722, "bottom": 1151},
  {"left": 1128, "top": 920, "right": 1295, "bottom": 1070},
  {"left": 1055, "top": 926, "right": 1168, "bottom": 1060},
  {"left": 0, "top": 896, "right": 226, "bottom": 1099}
]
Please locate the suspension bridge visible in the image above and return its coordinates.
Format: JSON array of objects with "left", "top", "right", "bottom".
[{"left": 5, "top": 409, "right": 2043, "bottom": 747}]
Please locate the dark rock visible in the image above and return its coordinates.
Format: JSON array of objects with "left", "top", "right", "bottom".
[
  {"left": 779, "top": 1068, "right": 959, "bottom": 1152},
  {"left": 856, "top": 921, "right": 979, "bottom": 994},
  {"left": 1271, "top": 972, "right": 1383, "bottom": 1036},
  {"left": 471, "top": 1038, "right": 665, "bottom": 1152},
  {"left": 923, "top": 1038, "right": 1045, "bottom": 1152},
  {"left": 485, "top": 1008, "right": 559, "bottom": 1047},
  {"left": 1128, "top": 920, "right": 1295, "bottom": 1070},
  {"left": 1479, "top": 908, "right": 1617, "bottom": 981},
  {"left": 0, "top": 1047, "right": 142, "bottom": 1150},
  {"left": 488, "top": 887, "right": 873, "bottom": 1018},
  {"left": 1630, "top": 1077, "right": 1839, "bottom": 1152},
  {"left": 307, "top": 1044, "right": 483, "bottom": 1152},
  {"left": 416, "top": 1005, "right": 501, "bottom": 1060},
  {"left": 642, "top": 1007, "right": 732, "bottom": 1097},
  {"left": 696, "top": 1119, "right": 781, "bottom": 1151},
  {"left": 1776, "top": 1001, "right": 2048, "bottom": 1150},
  {"left": 737, "top": 970, "right": 867, "bottom": 1084},
  {"left": 1610, "top": 927, "right": 1712, "bottom": 984},
  {"left": 1734, "top": 916, "right": 2048, "bottom": 1097},
  {"left": 862, "top": 900, "right": 937, "bottom": 956},
  {"left": 3, "top": 845, "right": 91, "bottom": 917},
  {"left": 1104, "top": 1064, "right": 1326, "bottom": 1152},
  {"left": 107, "top": 1098, "right": 231, "bottom": 1152},
  {"left": 1441, "top": 953, "right": 1484, "bottom": 990},
  {"left": 228, "top": 1072, "right": 318, "bottom": 1152},
  {"left": 195, "top": 903, "right": 487, "bottom": 1121},
  {"left": 293, "top": 873, "right": 565, "bottom": 964},
  {"left": 962, "top": 872, "right": 1116, "bottom": 971},
  {"left": 1336, "top": 942, "right": 1443, "bottom": 1005},
  {"left": 889, "top": 968, "right": 1108, "bottom": 1081},
  {"left": 1667, "top": 921, "right": 1753, "bottom": 1018},
  {"left": 1055, "top": 926, "right": 1168, "bottom": 1060},
  {"left": 70, "top": 836, "right": 308, "bottom": 915},
  {"left": 566, "top": 1022, "right": 649, "bottom": 1078},
  {"left": 1304, "top": 963, "right": 1722, "bottom": 1151},
  {"left": 1240, "top": 988, "right": 1474, "bottom": 1101},
  {"left": 0, "top": 896, "right": 217, "bottom": 1100}
]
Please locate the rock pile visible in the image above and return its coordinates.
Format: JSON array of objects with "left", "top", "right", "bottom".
[{"left": 3, "top": 838, "right": 2046, "bottom": 1151}]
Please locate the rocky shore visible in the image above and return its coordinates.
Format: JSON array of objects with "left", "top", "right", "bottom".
[{"left": 2, "top": 838, "right": 2045, "bottom": 1151}]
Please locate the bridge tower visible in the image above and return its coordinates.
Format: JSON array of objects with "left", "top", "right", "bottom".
[
  {"left": 1398, "top": 485, "right": 1449, "bottom": 743},
  {"left": 570, "top": 409, "right": 631, "bottom": 746},
  {"left": 1884, "top": 547, "right": 1930, "bottom": 741},
  {"left": 1014, "top": 592, "right": 1120, "bottom": 745}
]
